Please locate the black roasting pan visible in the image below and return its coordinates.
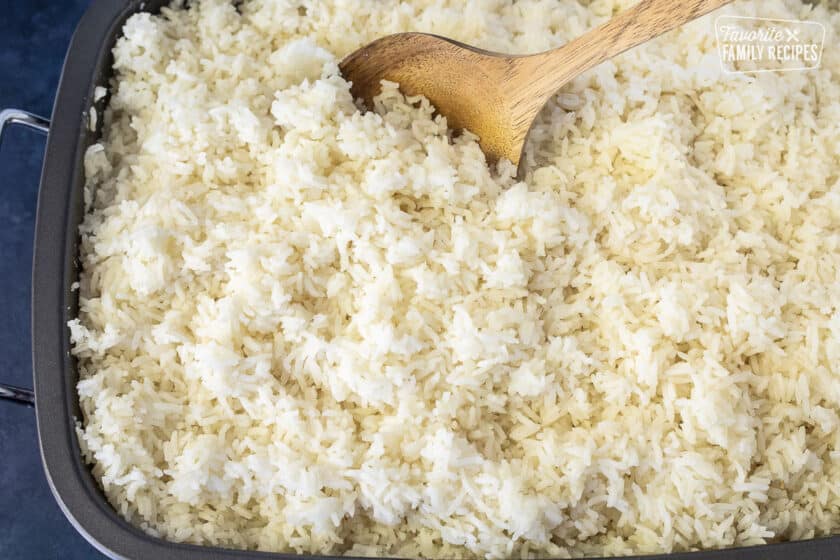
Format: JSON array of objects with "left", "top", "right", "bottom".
[{"left": 0, "top": 0, "right": 836, "bottom": 558}]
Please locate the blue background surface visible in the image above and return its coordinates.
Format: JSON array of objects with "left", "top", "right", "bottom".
[{"left": 0, "top": 0, "right": 105, "bottom": 557}]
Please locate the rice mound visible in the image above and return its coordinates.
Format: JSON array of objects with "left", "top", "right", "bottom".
[{"left": 71, "top": 0, "right": 840, "bottom": 557}]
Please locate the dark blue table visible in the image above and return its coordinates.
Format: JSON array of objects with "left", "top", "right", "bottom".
[{"left": 0, "top": 0, "right": 105, "bottom": 557}]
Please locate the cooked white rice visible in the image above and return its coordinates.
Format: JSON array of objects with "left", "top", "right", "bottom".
[{"left": 70, "top": 0, "right": 840, "bottom": 557}]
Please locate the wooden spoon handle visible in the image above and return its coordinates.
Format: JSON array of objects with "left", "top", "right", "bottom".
[{"left": 513, "top": 0, "right": 731, "bottom": 106}]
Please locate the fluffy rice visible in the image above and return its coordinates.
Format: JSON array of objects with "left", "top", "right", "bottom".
[{"left": 70, "top": 0, "right": 840, "bottom": 557}]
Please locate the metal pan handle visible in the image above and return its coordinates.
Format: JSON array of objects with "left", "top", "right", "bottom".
[
  {"left": 0, "top": 109, "right": 50, "bottom": 137},
  {"left": 0, "top": 108, "right": 50, "bottom": 407}
]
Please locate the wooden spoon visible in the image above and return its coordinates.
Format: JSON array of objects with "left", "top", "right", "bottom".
[{"left": 340, "top": 0, "right": 731, "bottom": 172}]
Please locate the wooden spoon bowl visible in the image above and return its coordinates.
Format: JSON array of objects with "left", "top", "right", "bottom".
[{"left": 340, "top": 0, "right": 732, "bottom": 173}]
